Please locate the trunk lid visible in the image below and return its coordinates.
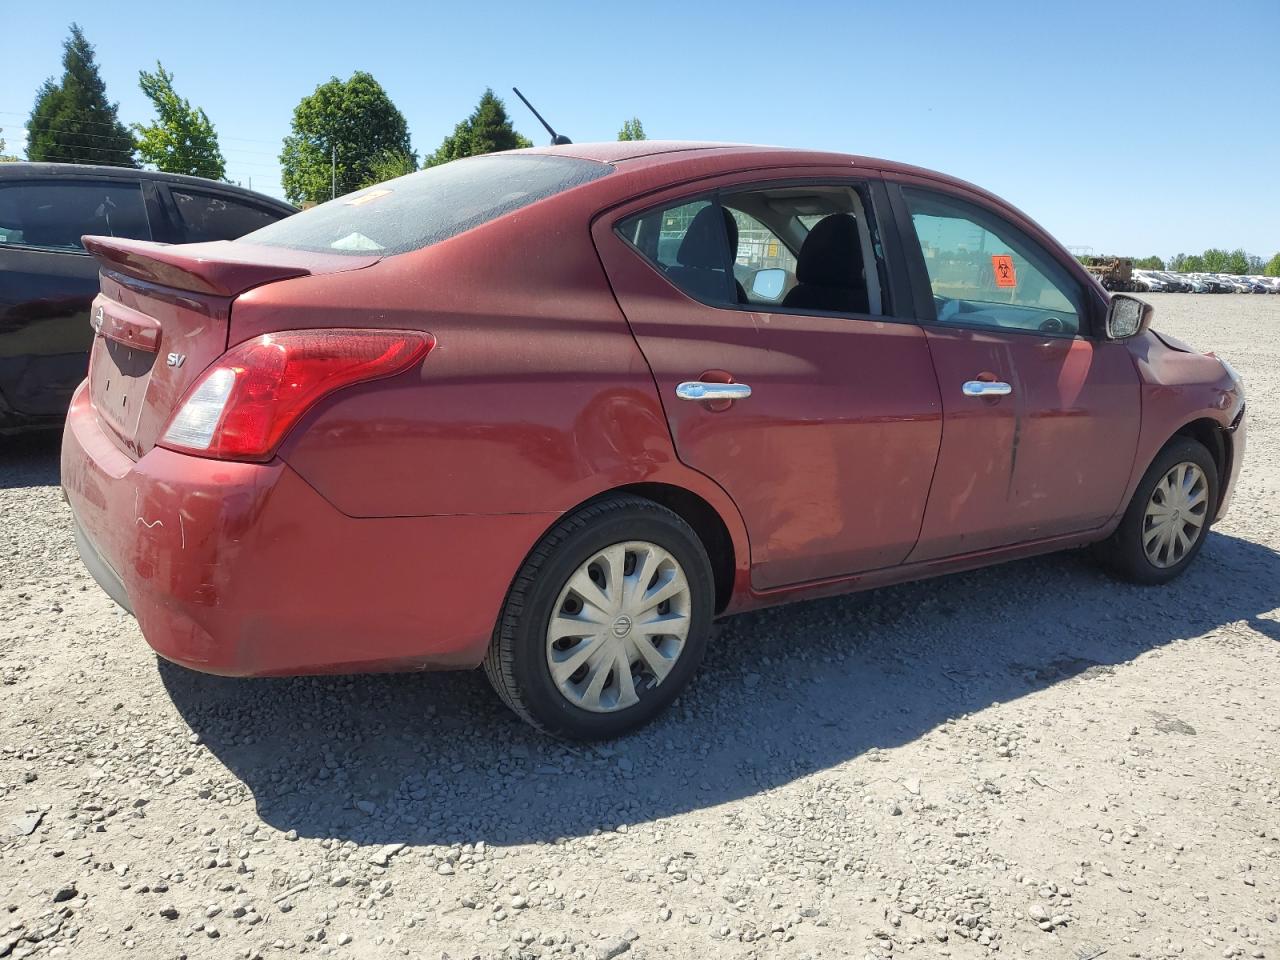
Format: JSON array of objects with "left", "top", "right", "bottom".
[{"left": 82, "top": 237, "right": 378, "bottom": 458}]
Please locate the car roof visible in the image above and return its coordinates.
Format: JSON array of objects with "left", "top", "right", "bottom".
[
  {"left": 0, "top": 162, "right": 296, "bottom": 212},
  {"left": 520, "top": 140, "right": 1006, "bottom": 207},
  {"left": 525, "top": 139, "right": 905, "bottom": 170}
]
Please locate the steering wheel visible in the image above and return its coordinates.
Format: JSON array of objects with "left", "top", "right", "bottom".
[{"left": 1039, "top": 316, "right": 1066, "bottom": 334}]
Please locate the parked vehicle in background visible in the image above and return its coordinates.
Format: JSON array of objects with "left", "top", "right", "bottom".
[
  {"left": 1134, "top": 271, "right": 1168, "bottom": 292},
  {"left": 61, "top": 141, "right": 1247, "bottom": 739},
  {"left": 1157, "top": 272, "right": 1191, "bottom": 292},
  {"left": 0, "top": 163, "right": 296, "bottom": 433},
  {"left": 1079, "top": 271, "right": 1276, "bottom": 296},
  {"left": 1192, "top": 274, "right": 1227, "bottom": 293}
]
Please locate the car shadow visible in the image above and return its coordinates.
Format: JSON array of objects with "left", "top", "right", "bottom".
[
  {"left": 158, "top": 527, "right": 1280, "bottom": 848},
  {"left": 0, "top": 429, "right": 62, "bottom": 489}
]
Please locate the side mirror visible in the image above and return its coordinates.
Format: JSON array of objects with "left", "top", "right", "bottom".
[
  {"left": 1105, "top": 294, "right": 1154, "bottom": 340},
  {"left": 751, "top": 268, "right": 786, "bottom": 301}
]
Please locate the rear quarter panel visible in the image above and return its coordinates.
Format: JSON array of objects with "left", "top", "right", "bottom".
[{"left": 241, "top": 184, "right": 751, "bottom": 583}]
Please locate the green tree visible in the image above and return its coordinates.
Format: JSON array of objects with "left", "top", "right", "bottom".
[
  {"left": 423, "top": 89, "right": 531, "bottom": 168},
  {"left": 618, "top": 117, "right": 646, "bottom": 141},
  {"left": 362, "top": 147, "right": 418, "bottom": 187},
  {"left": 1201, "top": 248, "right": 1229, "bottom": 272},
  {"left": 1223, "top": 248, "right": 1249, "bottom": 275},
  {"left": 280, "top": 72, "right": 415, "bottom": 204},
  {"left": 1263, "top": 253, "right": 1280, "bottom": 277},
  {"left": 132, "top": 63, "right": 225, "bottom": 180},
  {"left": 1134, "top": 255, "right": 1165, "bottom": 270},
  {"left": 27, "top": 24, "right": 135, "bottom": 166},
  {"left": 1182, "top": 254, "right": 1206, "bottom": 272},
  {"left": 0, "top": 136, "right": 19, "bottom": 163},
  {"left": 1246, "top": 254, "right": 1265, "bottom": 274}
]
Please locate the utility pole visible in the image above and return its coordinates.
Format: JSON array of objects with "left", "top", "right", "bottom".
[{"left": 331, "top": 145, "right": 336, "bottom": 200}]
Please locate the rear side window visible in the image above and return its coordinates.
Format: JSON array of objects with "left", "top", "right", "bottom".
[
  {"left": 0, "top": 180, "right": 151, "bottom": 251},
  {"left": 617, "top": 182, "right": 888, "bottom": 315},
  {"left": 239, "top": 154, "right": 611, "bottom": 256},
  {"left": 617, "top": 197, "right": 734, "bottom": 304},
  {"left": 170, "top": 189, "right": 283, "bottom": 242}
]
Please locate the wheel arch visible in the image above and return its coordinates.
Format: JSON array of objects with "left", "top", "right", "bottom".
[
  {"left": 1169, "top": 416, "right": 1231, "bottom": 519},
  {"left": 606, "top": 482, "right": 738, "bottom": 614},
  {"left": 500, "top": 478, "right": 746, "bottom": 626}
]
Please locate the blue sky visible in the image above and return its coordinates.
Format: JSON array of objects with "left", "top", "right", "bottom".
[{"left": 3, "top": 0, "right": 1276, "bottom": 259}]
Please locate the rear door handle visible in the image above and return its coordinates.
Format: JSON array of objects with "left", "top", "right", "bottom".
[
  {"left": 676, "top": 382, "right": 752, "bottom": 402},
  {"left": 962, "top": 380, "right": 1012, "bottom": 397}
]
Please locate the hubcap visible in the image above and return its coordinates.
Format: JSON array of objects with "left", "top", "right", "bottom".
[
  {"left": 545, "top": 541, "right": 692, "bottom": 713},
  {"left": 1143, "top": 461, "right": 1209, "bottom": 568}
]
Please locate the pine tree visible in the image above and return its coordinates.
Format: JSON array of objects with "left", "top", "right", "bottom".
[
  {"left": 27, "top": 24, "right": 136, "bottom": 167},
  {"left": 618, "top": 117, "right": 646, "bottom": 141},
  {"left": 424, "top": 89, "right": 531, "bottom": 168},
  {"left": 134, "top": 62, "right": 226, "bottom": 180}
]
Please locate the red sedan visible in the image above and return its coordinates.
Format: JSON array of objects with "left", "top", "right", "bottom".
[{"left": 62, "top": 141, "right": 1246, "bottom": 739}]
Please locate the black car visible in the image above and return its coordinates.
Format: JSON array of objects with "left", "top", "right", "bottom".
[{"left": 0, "top": 163, "right": 296, "bottom": 433}]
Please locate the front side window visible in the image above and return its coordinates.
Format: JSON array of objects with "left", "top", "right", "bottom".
[
  {"left": 616, "top": 182, "right": 887, "bottom": 315},
  {"left": 0, "top": 180, "right": 151, "bottom": 251},
  {"left": 903, "top": 187, "right": 1083, "bottom": 335},
  {"left": 171, "top": 189, "right": 282, "bottom": 242}
]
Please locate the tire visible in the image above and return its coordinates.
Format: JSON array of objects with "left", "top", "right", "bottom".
[
  {"left": 1094, "top": 437, "right": 1218, "bottom": 585},
  {"left": 483, "top": 495, "right": 715, "bottom": 740}
]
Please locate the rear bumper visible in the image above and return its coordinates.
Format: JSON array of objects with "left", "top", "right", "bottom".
[{"left": 61, "top": 382, "right": 556, "bottom": 677}]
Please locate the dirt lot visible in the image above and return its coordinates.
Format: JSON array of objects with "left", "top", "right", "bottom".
[{"left": 1, "top": 293, "right": 1277, "bottom": 960}]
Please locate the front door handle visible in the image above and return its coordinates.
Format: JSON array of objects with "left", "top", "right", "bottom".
[
  {"left": 962, "top": 380, "right": 1012, "bottom": 397},
  {"left": 676, "top": 381, "right": 752, "bottom": 402}
]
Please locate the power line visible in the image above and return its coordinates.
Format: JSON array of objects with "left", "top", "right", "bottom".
[
  {"left": 3, "top": 118, "right": 282, "bottom": 158},
  {"left": 3, "top": 120, "right": 282, "bottom": 159},
  {"left": 0, "top": 109, "right": 282, "bottom": 147},
  {"left": 10, "top": 136, "right": 283, "bottom": 171},
  {"left": 20, "top": 142, "right": 285, "bottom": 172}
]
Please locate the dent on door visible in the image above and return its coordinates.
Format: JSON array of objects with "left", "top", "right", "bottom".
[{"left": 910, "top": 329, "right": 1140, "bottom": 561}]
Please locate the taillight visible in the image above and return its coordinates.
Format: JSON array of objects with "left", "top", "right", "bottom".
[{"left": 159, "top": 328, "right": 433, "bottom": 461}]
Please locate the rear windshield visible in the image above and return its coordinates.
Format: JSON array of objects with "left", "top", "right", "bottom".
[{"left": 239, "top": 154, "right": 610, "bottom": 257}]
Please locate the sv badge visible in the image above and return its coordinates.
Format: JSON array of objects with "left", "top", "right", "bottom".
[{"left": 166, "top": 352, "right": 186, "bottom": 368}]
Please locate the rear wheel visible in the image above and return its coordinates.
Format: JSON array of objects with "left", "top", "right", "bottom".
[
  {"left": 1094, "top": 437, "right": 1218, "bottom": 585},
  {"left": 484, "top": 496, "right": 714, "bottom": 740}
]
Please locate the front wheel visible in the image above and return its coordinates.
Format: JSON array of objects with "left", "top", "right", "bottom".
[
  {"left": 1094, "top": 437, "right": 1218, "bottom": 585},
  {"left": 484, "top": 496, "right": 715, "bottom": 740}
]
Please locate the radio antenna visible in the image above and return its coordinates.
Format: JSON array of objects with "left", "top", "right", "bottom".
[{"left": 512, "top": 87, "right": 572, "bottom": 145}]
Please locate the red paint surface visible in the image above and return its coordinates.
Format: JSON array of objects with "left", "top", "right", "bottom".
[
  {"left": 61, "top": 144, "right": 1245, "bottom": 677},
  {"left": 909, "top": 328, "right": 1141, "bottom": 561}
]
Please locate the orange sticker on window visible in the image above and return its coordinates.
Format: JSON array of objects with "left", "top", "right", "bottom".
[{"left": 992, "top": 254, "right": 1017, "bottom": 288}]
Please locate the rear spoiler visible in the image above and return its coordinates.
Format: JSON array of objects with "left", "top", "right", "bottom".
[{"left": 82, "top": 236, "right": 378, "bottom": 298}]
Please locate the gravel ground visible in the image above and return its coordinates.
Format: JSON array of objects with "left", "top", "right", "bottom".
[{"left": 1, "top": 292, "right": 1277, "bottom": 960}]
